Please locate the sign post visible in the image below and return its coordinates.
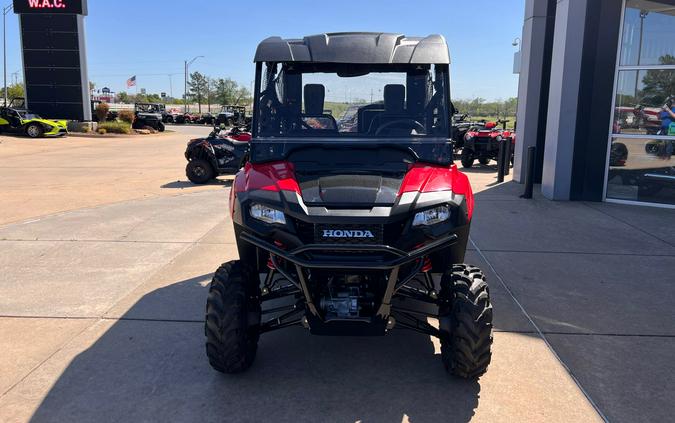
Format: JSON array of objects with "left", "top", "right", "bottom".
[{"left": 13, "top": 0, "right": 90, "bottom": 120}]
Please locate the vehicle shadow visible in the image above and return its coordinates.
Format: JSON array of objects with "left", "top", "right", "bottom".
[
  {"left": 456, "top": 164, "right": 501, "bottom": 174},
  {"left": 161, "top": 179, "right": 233, "bottom": 189},
  {"left": 28, "top": 271, "right": 482, "bottom": 423}
]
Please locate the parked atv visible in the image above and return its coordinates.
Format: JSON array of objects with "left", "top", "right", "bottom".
[
  {"left": 204, "top": 33, "right": 493, "bottom": 380},
  {"left": 609, "top": 141, "right": 628, "bottom": 167},
  {"left": 163, "top": 108, "right": 181, "bottom": 124},
  {"left": 452, "top": 113, "right": 485, "bottom": 151},
  {"left": 176, "top": 112, "right": 200, "bottom": 124},
  {"left": 461, "top": 121, "right": 514, "bottom": 168},
  {"left": 185, "top": 125, "right": 251, "bottom": 184},
  {"left": 132, "top": 103, "right": 165, "bottom": 132},
  {"left": 0, "top": 98, "right": 68, "bottom": 138},
  {"left": 199, "top": 113, "right": 216, "bottom": 125},
  {"left": 215, "top": 105, "right": 247, "bottom": 126}
]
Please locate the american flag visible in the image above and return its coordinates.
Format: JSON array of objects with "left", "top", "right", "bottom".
[{"left": 126, "top": 75, "right": 136, "bottom": 88}]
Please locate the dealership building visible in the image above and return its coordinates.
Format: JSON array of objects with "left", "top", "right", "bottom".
[{"left": 514, "top": 0, "right": 675, "bottom": 208}]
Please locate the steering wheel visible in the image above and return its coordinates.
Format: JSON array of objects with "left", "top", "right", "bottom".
[
  {"left": 375, "top": 119, "right": 426, "bottom": 136},
  {"left": 300, "top": 119, "right": 317, "bottom": 130}
]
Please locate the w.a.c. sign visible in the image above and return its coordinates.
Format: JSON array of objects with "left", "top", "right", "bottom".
[{"left": 12, "top": 0, "right": 87, "bottom": 15}]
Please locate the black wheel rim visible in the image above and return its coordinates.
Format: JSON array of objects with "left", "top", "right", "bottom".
[{"left": 193, "top": 165, "right": 206, "bottom": 177}]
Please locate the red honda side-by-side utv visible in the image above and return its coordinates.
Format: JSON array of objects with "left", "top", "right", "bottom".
[{"left": 204, "top": 32, "right": 493, "bottom": 380}]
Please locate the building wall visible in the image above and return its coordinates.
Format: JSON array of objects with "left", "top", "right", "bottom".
[
  {"left": 570, "top": 0, "right": 623, "bottom": 201},
  {"left": 516, "top": 0, "right": 623, "bottom": 201},
  {"left": 514, "top": 0, "right": 556, "bottom": 184}
]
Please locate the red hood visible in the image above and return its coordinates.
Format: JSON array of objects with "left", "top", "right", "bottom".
[
  {"left": 226, "top": 132, "right": 252, "bottom": 142},
  {"left": 234, "top": 161, "right": 474, "bottom": 219}
]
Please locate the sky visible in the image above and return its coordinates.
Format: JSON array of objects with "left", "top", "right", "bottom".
[{"left": 3, "top": 0, "right": 525, "bottom": 101}]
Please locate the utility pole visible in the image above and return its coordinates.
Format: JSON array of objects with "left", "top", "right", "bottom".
[
  {"left": 206, "top": 78, "right": 210, "bottom": 113},
  {"left": 168, "top": 74, "right": 174, "bottom": 99},
  {"left": 184, "top": 55, "right": 204, "bottom": 113},
  {"left": 634, "top": 10, "right": 649, "bottom": 94},
  {"left": 3, "top": 3, "right": 13, "bottom": 106}
]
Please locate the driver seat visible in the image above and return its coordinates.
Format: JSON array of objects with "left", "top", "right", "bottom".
[
  {"left": 5, "top": 109, "right": 21, "bottom": 127},
  {"left": 303, "top": 84, "right": 337, "bottom": 130},
  {"left": 368, "top": 84, "right": 409, "bottom": 134}
]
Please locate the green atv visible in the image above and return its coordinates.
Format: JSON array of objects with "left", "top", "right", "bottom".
[{"left": 0, "top": 98, "right": 68, "bottom": 138}]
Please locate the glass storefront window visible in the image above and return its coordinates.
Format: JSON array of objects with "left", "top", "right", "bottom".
[
  {"left": 607, "top": 0, "right": 675, "bottom": 206},
  {"left": 613, "top": 69, "right": 675, "bottom": 135},
  {"left": 619, "top": 1, "right": 675, "bottom": 66},
  {"left": 607, "top": 137, "right": 675, "bottom": 204}
]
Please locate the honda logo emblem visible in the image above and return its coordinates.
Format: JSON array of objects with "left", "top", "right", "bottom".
[{"left": 322, "top": 229, "right": 375, "bottom": 239}]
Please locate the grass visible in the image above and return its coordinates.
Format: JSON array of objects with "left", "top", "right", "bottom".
[
  {"left": 324, "top": 102, "right": 352, "bottom": 120},
  {"left": 97, "top": 121, "right": 132, "bottom": 134}
]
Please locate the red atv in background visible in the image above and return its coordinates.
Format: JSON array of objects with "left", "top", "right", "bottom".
[
  {"left": 184, "top": 125, "right": 252, "bottom": 184},
  {"left": 461, "top": 120, "right": 515, "bottom": 168}
]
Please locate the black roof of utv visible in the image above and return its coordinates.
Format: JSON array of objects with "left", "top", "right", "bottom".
[{"left": 254, "top": 32, "right": 450, "bottom": 64}]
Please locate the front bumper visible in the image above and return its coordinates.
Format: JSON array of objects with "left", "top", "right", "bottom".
[
  {"left": 45, "top": 127, "right": 68, "bottom": 137},
  {"left": 239, "top": 230, "right": 458, "bottom": 270}
]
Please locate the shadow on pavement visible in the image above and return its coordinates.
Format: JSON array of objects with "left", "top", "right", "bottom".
[
  {"left": 161, "top": 179, "right": 233, "bottom": 189},
  {"left": 457, "top": 164, "right": 500, "bottom": 174},
  {"left": 469, "top": 180, "right": 675, "bottom": 423},
  {"left": 29, "top": 272, "right": 482, "bottom": 423}
]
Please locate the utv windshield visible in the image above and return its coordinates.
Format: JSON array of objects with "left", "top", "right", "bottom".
[
  {"left": 255, "top": 62, "right": 451, "bottom": 139},
  {"left": 137, "top": 104, "right": 162, "bottom": 113}
]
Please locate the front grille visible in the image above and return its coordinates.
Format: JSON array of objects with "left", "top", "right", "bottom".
[
  {"left": 295, "top": 220, "right": 315, "bottom": 244},
  {"left": 287, "top": 223, "right": 385, "bottom": 245}
]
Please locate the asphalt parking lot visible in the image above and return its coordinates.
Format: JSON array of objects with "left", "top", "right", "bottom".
[{"left": 1, "top": 128, "right": 673, "bottom": 422}]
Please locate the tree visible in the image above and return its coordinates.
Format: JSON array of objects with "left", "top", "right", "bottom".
[
  {"left": 117, "top": 92, "right": 130, "bottom": 103},
  {"left": 145, "top": 93, "right": 162, "bottom": 103},
  {"left": 452, "top": 97, "right": 517, "bottom": 121},
  {"left": 95, "top": 102, "right": 109, "bottom": 122},
  {"left": 213, "top": 78, "right": 239, "bottom": 105},
  {"left": 188, "top": 71, "right": 209, "bottom": 113},
  {"left": 639, "top": 54, "right": 675, "bottom": 107},
  {"left": 8, "top": 83, "right": 25, "bottom": 99},
  {"left": 233, "top": 86, "right": 251, "bottom": 105}
]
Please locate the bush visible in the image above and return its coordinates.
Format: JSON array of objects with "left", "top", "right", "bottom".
[
  {"left": 117, "top": 109, "right": 135, "bottom": 123},
  {"left": 98, "top": 121, "right": 131, "bottom": 134},
  {"left": 95, "top": 102, "right": 110, "bottom": 122},
  {"left": 97, "top": 128, "right": 107, "bottom": 135},
  {"left": 67, "top": 121, "right": 93, "bottom": 133}
]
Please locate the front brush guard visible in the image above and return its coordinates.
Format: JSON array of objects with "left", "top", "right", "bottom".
[{"left": 241, "top": 231, "right": 458, "bottom": 335}]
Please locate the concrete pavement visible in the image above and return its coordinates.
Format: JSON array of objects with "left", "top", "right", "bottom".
[
  {"left": 0, "top": 125, "right": 217, "bottom": 226},
  {"left": 0, "top": 192, "right": 599, "bottom": 423},
  {"left": 468, "top": 181, "right": 675, "bottom": 423},
  {"left": 1, "top": 130, "right": 671, "bottom": 422}
]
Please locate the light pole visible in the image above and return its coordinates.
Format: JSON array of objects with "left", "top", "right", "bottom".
[
  {"left": 634, "top": 10, "right": 649, "bottom": 95},
  {"left": 512, "top": 37, "right": 521, "bottom": 48},
  {"left": 3, "top": 3, "right": 13, "bottom": 106},
  {"left": 168, "top": 74, "right": 173, "bottom": 99},
  {"left": 184, "top": 55, "right": 204, "bottom": 113}
]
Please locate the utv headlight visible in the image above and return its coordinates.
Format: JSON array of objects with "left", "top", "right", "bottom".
[
  {"left": 412, "top": 206, "right": 450, "bottom": 227},
  {"left": 250, "top": 204, "right": 286, "bottom": 225}
]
